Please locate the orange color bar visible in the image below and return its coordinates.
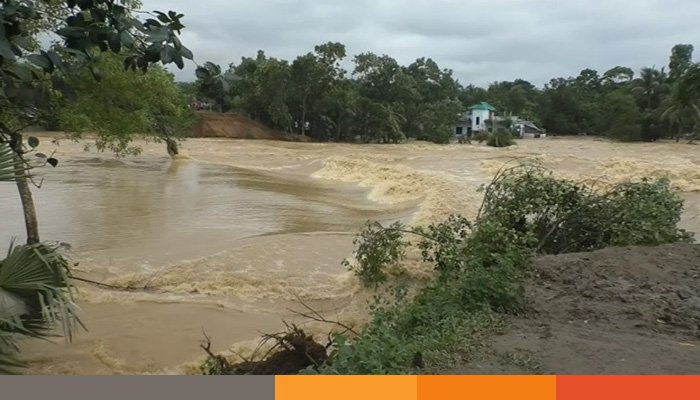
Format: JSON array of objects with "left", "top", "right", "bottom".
[
  {"left": 417, "top": 375, "right": 556, "bottom": 400},
  {"left": 275, "top": 376, "right": 418, "bottom": 400},
  {"left": 557, "top": 376, "right": 700, "bottom": 400}
]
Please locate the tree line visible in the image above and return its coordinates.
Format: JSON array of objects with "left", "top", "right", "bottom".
[
  {"left": 190, "top": 42, "right": 464, "bottom": 144},
  {"left": 191, "top": 42, "right": 700, "bottom": 143}
]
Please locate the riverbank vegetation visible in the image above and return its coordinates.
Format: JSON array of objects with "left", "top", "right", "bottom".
[
  {"left": 201, "top": 161, "right": 693, "bottom": 374},
  {"left": 190, "top": 43, "right": 700, "bottom": 144}
]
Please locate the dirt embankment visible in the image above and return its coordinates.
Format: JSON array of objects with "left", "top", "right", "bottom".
[
  {"left": 450, "top": 243, "right": 700, "bottom": 374},
  {"left": 192, "top": 112, "right": 312, "bottom": 142}
]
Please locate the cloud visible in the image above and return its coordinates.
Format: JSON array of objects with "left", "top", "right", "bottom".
[{"left": 145, "top": 0, "right": 700, "bottom": 87}]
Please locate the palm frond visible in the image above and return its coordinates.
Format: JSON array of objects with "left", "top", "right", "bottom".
[
  {"left": 0, "top": 242, "right": 83, "bottom": 373},
  {"left": 0, "top": 142, "right": 19, "bottom": 183}
]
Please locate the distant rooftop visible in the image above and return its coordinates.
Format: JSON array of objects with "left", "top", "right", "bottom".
[{"left": 468, "top": 102, "right": 496, "bottom": 111}]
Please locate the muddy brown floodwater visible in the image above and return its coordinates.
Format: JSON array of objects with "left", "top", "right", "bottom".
[{"left": 1, "top": 135, "right": 699, "bottom": 374}]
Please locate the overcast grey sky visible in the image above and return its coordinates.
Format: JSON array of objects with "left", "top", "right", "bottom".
[{"left": 145, "top": 0, "right": 699, "bottom": 87}]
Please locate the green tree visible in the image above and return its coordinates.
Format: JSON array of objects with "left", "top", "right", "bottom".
[
  {"left": 484, "top": 80, "right": 539, "bottom": 119},
  {"left": 195, "top": 61, "right": 230, "bottom": 112},
  {"left": 668, "top": 44, "right": 694, "bottom": 84},
  {"left": 538, "top": 78, "right": 583, "bottom": 134},
  {"left": 603, "top": 66, "right": 634, "bottom": 86},
  {"left": 352, "top": 52, "right": 411, "bottom": 142},
  {"left": 677, "top": 63, "right": 700, "bottom": 106},
  {"left": 227, "top": 51, "right": 293, "bottom": 131},
  {"left": 661, "top": 85, "right": 700, "bottom": 138},
  {"left": 459, "top": 84, "right": 487, "bottom": 108},
  {"left": 57, "top": 52, "right": 194, "bottom": 156},
  {"left": 289, "top": 42, "right": 347, "bottom": 138},
  {"left": 632, "top": 67, "right": 669, "bottom": 110},
  {"left": 573, "top": 69, "right": 603, "bottom": 133},
  {"left": 1, "top": 0, "right": 193, "bottom": 244},
  {"left": 403, "top": 57, "right": 462, "bottom": 143},
  {"left": 601, "top": 90, "right": 643, "bottom": 141},
  {"left": 314, "top": 79, "right": 359, "bottom": 142}
]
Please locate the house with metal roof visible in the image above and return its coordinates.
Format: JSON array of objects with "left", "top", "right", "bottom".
[
  {"left": 513, "top": 119, "right": 546, "bottom": 138},
  {"left": 453, "top": 102, "right": 547, "bottom": 140}
]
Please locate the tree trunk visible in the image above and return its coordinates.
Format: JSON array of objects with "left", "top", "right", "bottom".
[
  {"left": 13, "top": 153, "right": 39, "bottom": 245},
  {"left": 301, "top": 107, "right": 307, "bottom": 136},
  {"left": 335, "top": 121, "right": 342, "bottom": 142},
  {"left": 165, "top": 137, "right": 179, "bottom": 157},
  {"left": 300, "top": 94, "right": 309, "bottom": 136},
  {"left": 157, "top": 117, "right": 179, "bottom": 158}
]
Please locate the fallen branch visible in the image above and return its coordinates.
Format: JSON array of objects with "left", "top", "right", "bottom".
[{"left": 289, "top": 295, "right": 360, "bottom": 337}]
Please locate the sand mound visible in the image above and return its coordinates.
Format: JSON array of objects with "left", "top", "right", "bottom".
[
  {"left": 449, "top": 243, "right": 700, "bottom": 374},
  {"left": 192, "top": 112, "right": 312, "bottom": 142}
]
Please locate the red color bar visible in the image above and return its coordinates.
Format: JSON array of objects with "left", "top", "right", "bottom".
[{"left": 557, "top": 376, "right": 700, "bottom": 400}]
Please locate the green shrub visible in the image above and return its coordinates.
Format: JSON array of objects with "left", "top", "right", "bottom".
[
  {"left": 415, "top": 215, "right": 473, "bottom": 278},
  {"left": 457, "top": 253, "right": 525, "bottom": 314},
  {"left": 472, "top": 132, "right": 489, "bottom": 143},
  {"left": 486, "top": 130, "right": 515, "bottom": 147},
  {"left": 316, "top": 283, "right": 499, "bottom": 374},
  {"left": 477, "top": 162, "right": 693, "bottom": 254},
  {"left": 342, "top": 222, "right": 406, "bottom": 287}
]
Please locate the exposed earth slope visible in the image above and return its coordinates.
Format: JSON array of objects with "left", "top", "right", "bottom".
[{"left": 449, "top": 243, "right": 700, "bottom": 374}]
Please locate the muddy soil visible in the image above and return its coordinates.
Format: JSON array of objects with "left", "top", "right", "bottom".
[
  {"left": 192, "top": 112, "right": 312, "bottom": 142},
  {"left": 449, "top": 243, "right": 700, "bottom": 374}
]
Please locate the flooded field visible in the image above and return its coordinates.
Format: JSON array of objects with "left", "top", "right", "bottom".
[{"left": 2, "top": 135, "right": 699, "bottom": 374}]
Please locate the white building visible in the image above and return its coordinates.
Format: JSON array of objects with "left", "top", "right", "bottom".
[
  {"left": 468, "top": 102, "right": 496, "bottom": 133},
  {"left": 454, "top": 103, "right": 547, "bottom": 139},
  {"left": 454, "top": 102, "right": 497, "bottom": 137}
]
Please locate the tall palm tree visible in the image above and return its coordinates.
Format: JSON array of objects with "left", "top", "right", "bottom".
[
  {"left": 678, "top": 64, "right": 700, "bottom": 107},
  {"left": 661, "top": 86, "right": 700, "bottom": 138},
  {"left": 0, "top": 143, "right": 81, "bottom": 373},
  {"left": 632, "top": 67, "right": 670, "bottom": 111}
]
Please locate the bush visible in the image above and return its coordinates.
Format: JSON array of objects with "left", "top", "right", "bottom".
[
  {"left": 342, "top": 222, "right": 406, "bottom": 286},
  {"left": 487, "top": 130, "right": 515, "bottom": 147},
  {"left": 317, "top": 283, "right": 499, "bottom": 374},
  {"left": 477, "top": 162, "right": 693, "bottom": 254},
  {"left": 472, "top": 132, "right": 489, "bottom": 143}
]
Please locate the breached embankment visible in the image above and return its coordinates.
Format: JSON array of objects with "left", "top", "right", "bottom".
[
  {"left": 311, "top": 155, "right": 484, "bottom": 227},
  {"left": 14, "top": 136, "right": 700, "bottom": 374}
]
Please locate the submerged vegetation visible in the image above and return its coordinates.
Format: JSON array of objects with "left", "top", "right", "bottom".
[{"left": 201, "top": 162, "right": 693, "bottom": 374}]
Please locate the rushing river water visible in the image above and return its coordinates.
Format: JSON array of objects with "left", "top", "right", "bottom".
[{"left": 2, "top": 135, "right": 699, "bottom": 374}]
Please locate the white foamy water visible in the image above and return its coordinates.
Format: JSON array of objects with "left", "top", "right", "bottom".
[{"left": 1, "top": 135, "right": 698, "bottom": 374}]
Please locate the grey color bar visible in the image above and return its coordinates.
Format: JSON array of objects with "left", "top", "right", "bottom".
[{"left": 0, "top": 376, "right": 275, "bottom": 400}]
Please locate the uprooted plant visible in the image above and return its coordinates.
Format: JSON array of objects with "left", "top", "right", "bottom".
[{"left": 199, "top": 322, "right": 329, "bottom": 375}]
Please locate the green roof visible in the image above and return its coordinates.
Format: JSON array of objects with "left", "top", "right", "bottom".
[{"left": 468, "top": 102, "right": 496, "bottom": 111}]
